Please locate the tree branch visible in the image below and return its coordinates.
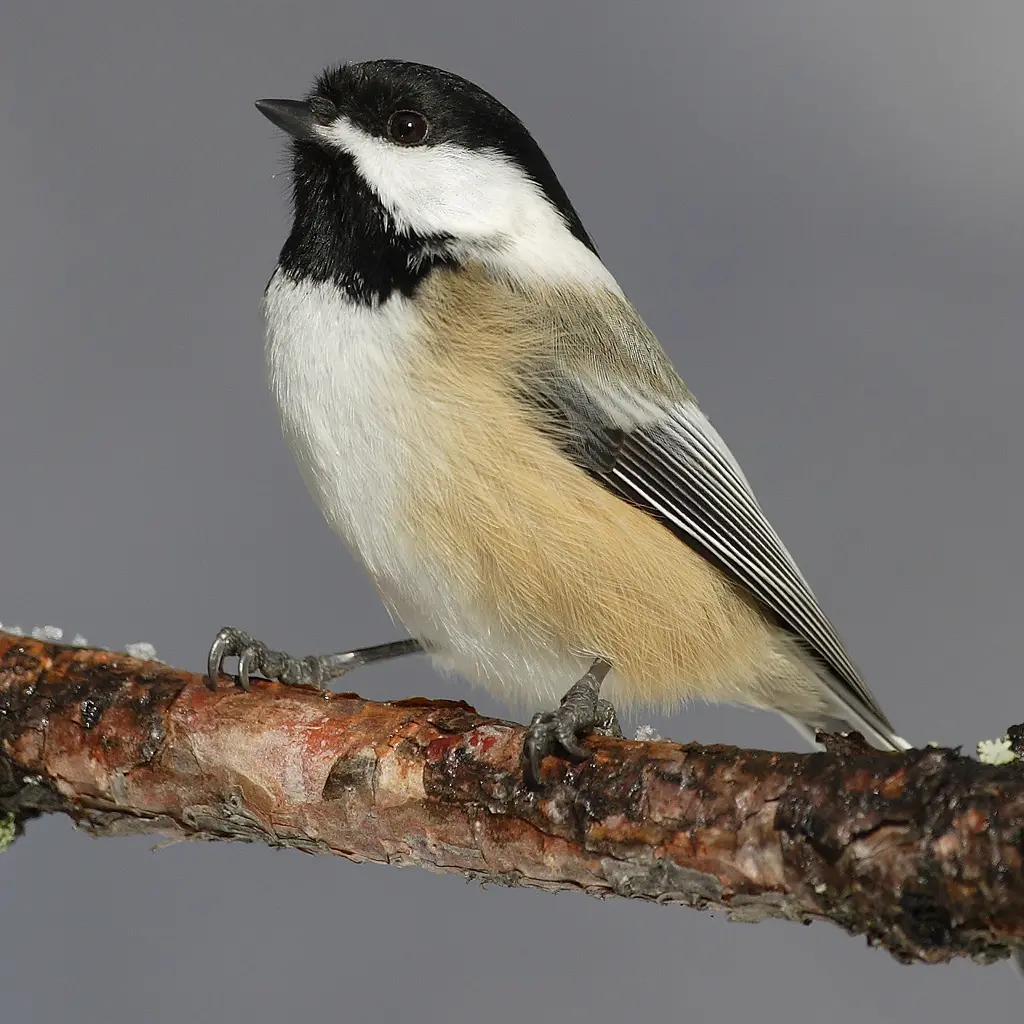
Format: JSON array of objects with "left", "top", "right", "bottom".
[{"left": 1, "top": 630, "right": 1022, "bottom": 965}]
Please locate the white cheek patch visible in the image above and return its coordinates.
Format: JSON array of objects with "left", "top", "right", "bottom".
[
  {"left": 318, "top": 118, "right": 536, "bottom": 237},
  {"left": 316, "top": 116, "right": 621, "bottom": 293}
]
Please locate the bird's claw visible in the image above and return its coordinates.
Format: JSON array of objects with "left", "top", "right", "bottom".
[
  {"left": 206, "top": 627, "right": 324, "bottom": 691},
  {"left": 522, "top": 688, "right": 621, "bottom": 788}
]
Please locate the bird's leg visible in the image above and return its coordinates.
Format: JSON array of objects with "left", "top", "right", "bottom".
[
  {"left": 207, "top": 628, "right": 423, "bottom": 691},
  {"left": 522, "top": 657, "right": 622, "bottom": 787}
]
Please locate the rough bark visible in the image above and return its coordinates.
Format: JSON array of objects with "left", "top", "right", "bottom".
[{"left": 2, "top": 629, "right": 1022, "bottom": 966}]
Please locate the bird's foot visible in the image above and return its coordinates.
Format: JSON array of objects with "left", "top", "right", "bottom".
[
  {"left": 522, "top": 661, "right": 621, "bottom": 787},
  {"left": 206, "top": 627, "right": 325, "bottom": 691}
]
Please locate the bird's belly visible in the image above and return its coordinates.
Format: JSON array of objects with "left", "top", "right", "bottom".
[
  {"left": 262, "top": 288, "right": 589, "bottom": 709},
  {"left": 267, "top": 336, "right": 580, "bottom": 704}
]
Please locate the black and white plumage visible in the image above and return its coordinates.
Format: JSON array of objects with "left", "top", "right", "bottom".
[
  {"left": 215, "top": 58, "right": 909, "bottom": 766},
  {"left": 268, "top": 60, "right": 598, "bottom": 304}
]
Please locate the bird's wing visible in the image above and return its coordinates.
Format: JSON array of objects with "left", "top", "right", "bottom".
[{"left": 520, "top": 361, "right": 901, "bottom": 746}]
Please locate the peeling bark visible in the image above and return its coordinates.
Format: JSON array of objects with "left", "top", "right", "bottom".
[{"left": 2, "top": 630, "right": 1023, "bottom": 966}]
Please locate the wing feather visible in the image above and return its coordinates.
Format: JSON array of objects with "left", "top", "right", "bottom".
[{"left": 523, "top": 368, "right": 896, "bottom": 736}]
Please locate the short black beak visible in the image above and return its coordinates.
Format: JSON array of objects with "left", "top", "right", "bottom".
[{"left": 255, "top": 98, "right": 317, "bottom": 140}]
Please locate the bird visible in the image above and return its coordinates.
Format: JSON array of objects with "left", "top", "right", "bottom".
[{"left": 207, "top": 57, "right": 910, "bottom": 785}]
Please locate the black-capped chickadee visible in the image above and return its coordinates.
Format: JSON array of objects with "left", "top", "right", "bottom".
[{"left": 208, "top": 58, "right": 910, "bottom": 784}]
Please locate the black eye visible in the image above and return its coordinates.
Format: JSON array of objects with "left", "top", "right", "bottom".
[{"left": 387, "top": 110, "right": 429, "bottom": 145}]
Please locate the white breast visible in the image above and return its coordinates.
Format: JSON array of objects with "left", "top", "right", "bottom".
[{"left": 263, "top": 271, "right": 427, "bottom": 588}]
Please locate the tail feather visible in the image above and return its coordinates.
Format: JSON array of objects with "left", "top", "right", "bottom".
[{"left": 781, "top": 711, "right": 912, "bottom": 753}]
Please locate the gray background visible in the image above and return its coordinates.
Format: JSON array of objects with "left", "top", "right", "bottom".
[{"left": 2, "top": 2, "right": 1022, "bottom": 1021}]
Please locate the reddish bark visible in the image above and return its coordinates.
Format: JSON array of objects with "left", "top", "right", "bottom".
[{"left": 2, "top": 630, "right": 1023, "bottom": 965}]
